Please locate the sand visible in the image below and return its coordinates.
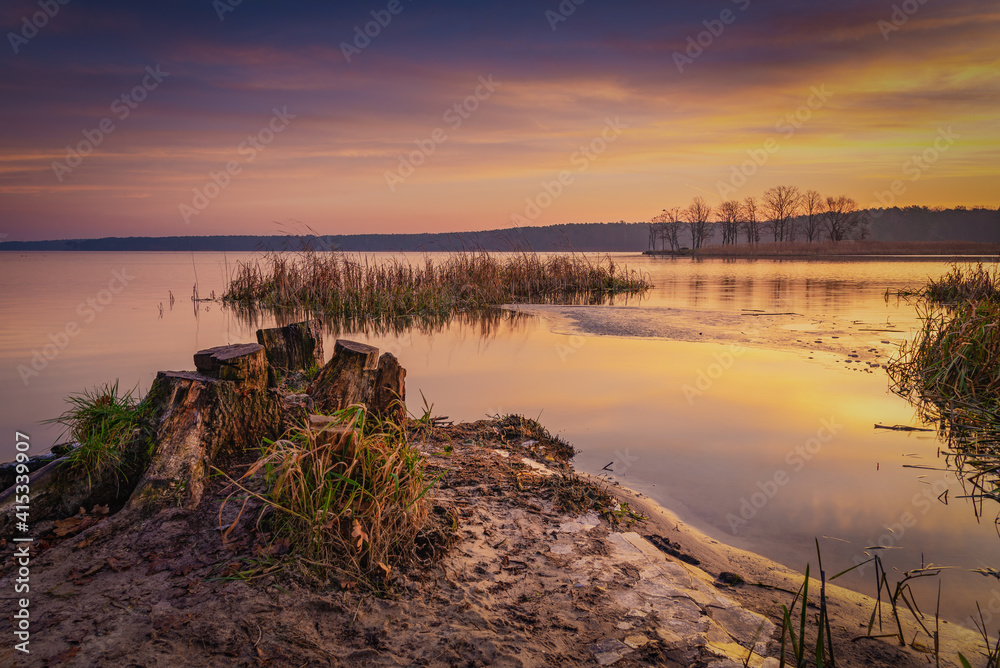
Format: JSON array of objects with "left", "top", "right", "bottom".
[{"left": 1, "top": 416, "right": 988, "bottom": 667}]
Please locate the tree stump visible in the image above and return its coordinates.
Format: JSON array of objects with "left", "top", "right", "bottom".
[
  {"left": 130, "top": 348, "right": 282, "bottom": 512},
  {"left": 256, "top": 320, "right": 325, "bottom": 371},
  {"left": 194, "top": 343, "right": 270, "bottom": 388},
  {"left": 0, "top": 342, "right": 285, "bottom": 533},
  {"left": 310, "top": 340, "right": 380, "bottom": 412},
  {"left": 371, "top": 352, "right": 406, "bottom": 423},
  {"left": 309, "top": 340, "right": 406, "bottom": 423}
]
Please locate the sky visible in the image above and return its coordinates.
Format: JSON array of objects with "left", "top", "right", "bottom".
[{"left": 0, "top": 0, "right": 997, "bottom": 241}]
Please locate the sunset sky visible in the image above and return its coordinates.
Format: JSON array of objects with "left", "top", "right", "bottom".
[{"left": 0, "top": 0, "right": 997, "bottom": 241}]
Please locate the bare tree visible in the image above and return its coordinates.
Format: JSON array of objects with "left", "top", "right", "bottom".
[
  {"left": 762, "top": 185, "right": 802, "bottom": 243},
  {"left": 716, "top": 200, "right": 742, "bottom": 245},
  {"left": 650, "top": 208, "right": 683, "bottom": 252},
  {"left": 800, "top": 189, "right": 824, "bottom": 242},
  {"left": 741, "top": 196, "right": 760, "bottom": 245},
  {"left": 821, "top": 195, "right": 869, "bottom": 241},
  {"left": 685, "top": 197, "right": 713, "bottom": 249}
]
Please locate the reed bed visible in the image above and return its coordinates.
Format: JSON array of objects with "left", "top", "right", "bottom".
[
  {"left": 923, "top": 262, "right": 1000, "bottom": 303},
  {"left": 223, "top": 250, "right": 651, "bottom": 317},
  {"left": 224, "top": 405, "right": 434, "bottom": 587},
  {"left": 888, "top": 264, "right": 1000, "bottom": 512}
]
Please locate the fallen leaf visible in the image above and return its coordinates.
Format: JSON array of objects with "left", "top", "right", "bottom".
[
  {"left": 53, "top": 517, "right": 83, "bottom": 537},
  {"left": 352, "top": 520, "right": 369, "bottom": 550}
]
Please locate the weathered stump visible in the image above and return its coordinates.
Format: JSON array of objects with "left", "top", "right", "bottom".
[
  {"left": 194, "top": 343, "right": 270, "bottom": 388},
  {"left": 310, "top": 340, "right": 379, "bottom": 411},
  {"left": 371, "top": 352, "right": 406, "bottom": 424},
  {"left": 256, "top": 320, "right": 324, "bottom": 371},
  {"left": 309, "top": 340, "right": 405, "bottom": 423},
  {"left": 129, "top": 342, "right": 282, "bottom": 513}
]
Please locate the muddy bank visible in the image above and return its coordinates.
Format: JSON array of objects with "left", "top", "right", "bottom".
[
  {"left": 1, "top": 416, "right": 987, "bottom": 667},
  {"left": 0, "top": 320, "right": 988, "bottom": 667}
]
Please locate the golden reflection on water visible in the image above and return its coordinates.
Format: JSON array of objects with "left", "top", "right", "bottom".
[{"left": 1, "top": 251, "right": 996, "bottom": 621}]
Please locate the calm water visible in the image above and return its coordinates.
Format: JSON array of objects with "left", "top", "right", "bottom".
[{"left": 1, "top": 251, "right": 997, "bottom": 623}]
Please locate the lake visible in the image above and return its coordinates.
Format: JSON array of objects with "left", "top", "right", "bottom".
[{"left": 1, "top": 250, "right": 997, "bottom": 624}]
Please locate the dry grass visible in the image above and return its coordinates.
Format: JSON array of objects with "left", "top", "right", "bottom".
[
  {"left": 888, "top": 263, "right": 1000, "bottom": 517},
  {"left": 223, "top": 250, "right": 651, "bottom": 317},
  {"left": 222, "top": 405, "right": 434, "bottom": 588},
  {"left": 924, "top": 262, "right": 1000, "bottom": 303},
  {"left": 680, "top": 240, "right": 1000, "bottom": 258}
]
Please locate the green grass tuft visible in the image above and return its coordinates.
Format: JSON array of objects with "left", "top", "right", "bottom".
[{"left": 43, "top": 380, "right": 155, "bottom": 488}]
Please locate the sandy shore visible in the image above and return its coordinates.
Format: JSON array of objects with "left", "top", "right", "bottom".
[{"left": 1, "top": 415, "right": 988, "bottom": 667}]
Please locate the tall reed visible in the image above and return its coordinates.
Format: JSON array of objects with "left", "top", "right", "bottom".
[
  {"left": 223, "top": 250, "right": 650, "bottom": 317},
  {"left": 888, "top": 264, "right": 1000, "bottom": 529}
]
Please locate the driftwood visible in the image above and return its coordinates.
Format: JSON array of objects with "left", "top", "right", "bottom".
[
  {"left": 310, "top": 340, "right": 406, "bottom": 423},
  {"left": 256, "top": 320, "right": 324, "bottom": 371},
  {"left": 0, "top": 456, "right": 127, "bottom": 540}
]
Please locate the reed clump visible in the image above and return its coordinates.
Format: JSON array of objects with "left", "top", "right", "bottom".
[
  {"left": 223, "top": 250, "right": 651, "bottom": 317},
  {"left": 923, "top": 262, "right": 1000, "bottom": 303},
  {"left": 225, "top": 405, "right": 434, "bottom": 587},
  {"left": 889, "top": 264, "right": 1000, "bottom": 443},
  {"left": 889, "top": 263, "right": 1000, "bottom": 509}
]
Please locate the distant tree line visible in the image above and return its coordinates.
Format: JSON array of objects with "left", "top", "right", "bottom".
[{"left": 649, "top": 186, "right": 873, "bottom": 251}]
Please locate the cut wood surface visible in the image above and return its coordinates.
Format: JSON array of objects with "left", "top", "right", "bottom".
[{"left": 193, "top": 343, "right": 270, "bottom": 388}]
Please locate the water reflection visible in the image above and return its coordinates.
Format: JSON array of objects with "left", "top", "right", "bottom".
[
  {"left": 226, "top": 305, "right": 534, "bottom": 340},
  {"left": 3, "top": 251, "right": 997, "bottom": 623}
]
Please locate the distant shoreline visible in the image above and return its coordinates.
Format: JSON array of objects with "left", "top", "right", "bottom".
[{"left": 644, "top": 239, "right": 1000, "bottom": 259}]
